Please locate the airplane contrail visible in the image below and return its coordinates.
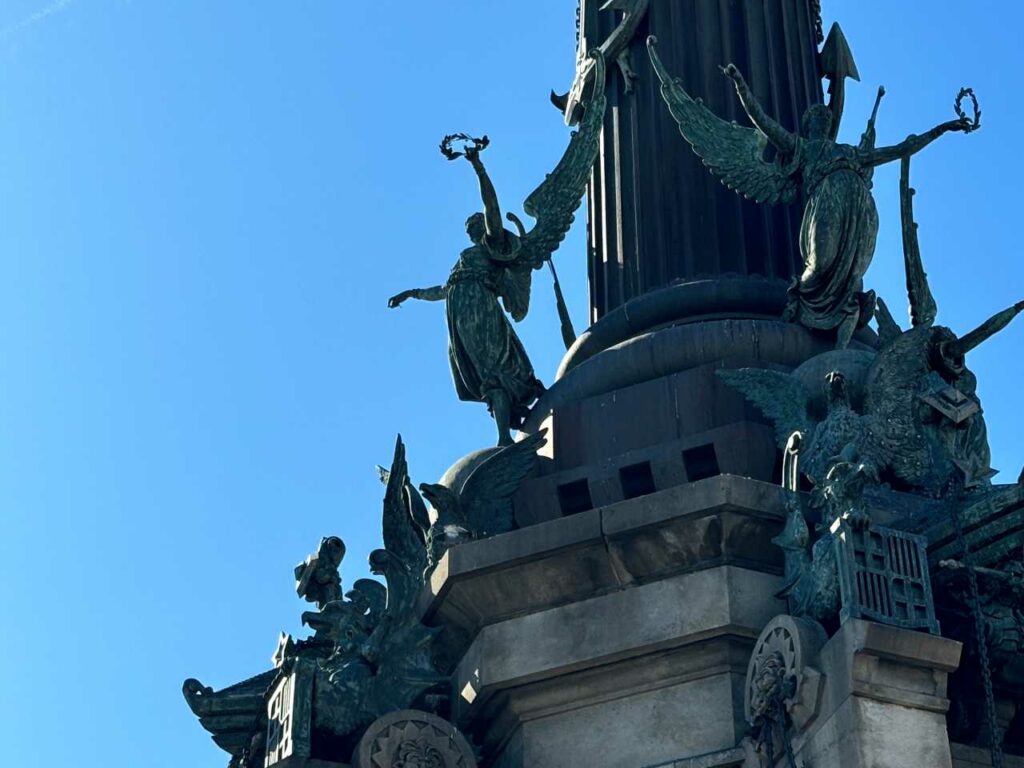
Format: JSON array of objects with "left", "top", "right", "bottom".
[{"left": 0, "top": 0, "right": 78, "bottom": 40}]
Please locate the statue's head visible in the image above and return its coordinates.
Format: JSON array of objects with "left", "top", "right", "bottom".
[
  {"left": 801, "top": 104, "right": 833, "bottom": 140},
  {"left": 825, "top": 370, "right": 848, "bottom": 404},
  {"left": 465, "top": 213, "right": 486, "bottom": 244},
  {"left": 419, "top": 482, "right": 458, "bottom": 514},
  {"left": 318, "top": 536, "right": 346, "bottom": 568}
]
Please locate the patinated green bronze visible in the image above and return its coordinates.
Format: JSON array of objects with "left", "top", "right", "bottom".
[
  {"left": 647, "top": 37, "right": 976, "bottom": 348},
  {"left": 551, "top": 0, "right": 648, "bottom": 125},
  {"left": 389, "top": 52, "right": 607, "bottom": 447},
  {"left": 294, "top": 536, "right": 346, "bottom": 609},
  {"left": 720, "top": 159, "right": 1018, "bottom": 499},
  {"left": 184, "top": 437, "right": 449, "bottom": 766},
  {"left": 308, "top": 437, "right": 445, "bottom": 747},
  {"left": 722, "top": 155, "right": 1024, "bottom": 649},
  {"left": 418, "top": 430, "right": 547, "bottom": 570}
]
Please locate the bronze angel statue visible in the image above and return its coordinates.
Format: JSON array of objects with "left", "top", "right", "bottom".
[
  {"left": 647, "top": 38, "right": 976, "bottom": 349},
  {"left": 389, "top": 52, "right": 607, "bottom": 446}
]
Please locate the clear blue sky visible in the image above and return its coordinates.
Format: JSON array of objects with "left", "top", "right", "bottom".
[{"left": 0, "top": 2, "right": 1020, "bottom": 766}]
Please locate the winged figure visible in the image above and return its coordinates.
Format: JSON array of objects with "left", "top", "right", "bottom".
[
  {"left": 389, "top": 52, "right": 608, "bottom": 446},
  {"left": 418, "top": 430, "right": 547, "bottom": 569},
  {"left": 647, "top": 37, "right": 975, "bottom": 348},
  {"left": 718, "top": 368, "right": 863, "bottom": 487},
  {"left": 311, "top": 436, "right": 444, "bottom": 742},
  {"left": 861, "top": 159, "right": 1022, "bottom": 495},
  {"left": 721, "top": 159, "right": 1023, "bottom": 498}
]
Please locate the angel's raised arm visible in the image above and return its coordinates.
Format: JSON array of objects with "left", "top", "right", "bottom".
[
  {"left": 723, "top": 64, "right": 797, "bottom": 155},
  {"left": 465, "top": 149, "right": 513, "bottom": 255}
]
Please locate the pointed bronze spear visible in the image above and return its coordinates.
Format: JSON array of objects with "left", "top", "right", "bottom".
[{"left": 821, "top": 22, "right": 860, "bottom": 141}]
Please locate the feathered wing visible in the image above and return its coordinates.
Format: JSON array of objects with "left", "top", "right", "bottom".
[
  {"left": 404, "top": 478, "right": 431, "bottom": 546},
  {"left": 515, "top": 51, "right": 608, "bottom": 280},
  {"left": 862, "top": 328, "right": 932, "bottom": 484},
  {"left": 363, "top": 436, "right": 445, "bottom": 718},
  {"left": 460, "top": 430, "right": 548, "bottom": 537},
  {"left": 647, "top": 40, "right": 798, "bottom": 205},
  {"left": 717, "top": 369, "right": 812, "bottom": 446},
  {"left": 380, "top": 436, "right": 427, "bottom": 615},
  {"left": 873, "top": 297, "right": 904, "bottom": 347},
  {"left": 498, "top": 260, "right": 535, "bottom": 323}
]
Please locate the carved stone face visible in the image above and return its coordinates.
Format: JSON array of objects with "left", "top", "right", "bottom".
[
  {"left": 465, "top": 214, "right": 486, "bottom": 244},
  {"left": 393, "top": 740, "right": 445, "bottom": 768},
  {"left": 801, "top": 105, "right": 833, "bottom": 140}
]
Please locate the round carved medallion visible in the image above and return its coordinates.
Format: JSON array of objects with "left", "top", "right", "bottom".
[
  {"left": 354, "top": 710, "right": 477, "bottom": 768},
  {"left": 743, "top": 614, "right": 827, "bottom": 729}
]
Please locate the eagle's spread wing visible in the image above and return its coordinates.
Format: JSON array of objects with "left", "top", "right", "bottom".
[
  {"left": 717, "top": 368, "right": 812, "bottom": 446},
  {"left": 461, "top": 430, "right": 548, "bottom": 537},
  {"left": 380, "top": 435, "right": 427, "bottom": 615}
]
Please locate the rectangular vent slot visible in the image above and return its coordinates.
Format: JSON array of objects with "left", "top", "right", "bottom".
[
  {"left": 619, "top": 461, "right": 656, "bottom": 500},
  {"left": 683, "top": 443, "right": 720, "bottom": 482},
  {"left": 557, "top": 479, "right": 593, "bottom": 516}
]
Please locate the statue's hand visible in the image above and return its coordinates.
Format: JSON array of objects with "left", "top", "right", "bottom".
[
  {"left": 946, "top": 116, "right": 973, "bottom": 133},
  {"left": 388, "top": 290, "right": 413, "bottom": 308},
  {"left": 719, "top": 63, "right": 741, "bottom": 81}
]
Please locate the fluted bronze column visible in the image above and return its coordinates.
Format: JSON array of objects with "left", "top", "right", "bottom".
[{"left": 583, "top": 0, "right": 824, "bottom": 321}]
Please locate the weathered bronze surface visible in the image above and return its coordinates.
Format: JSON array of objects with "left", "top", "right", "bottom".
[
  {"left": 648, "top": 37, "right": 976, "bottom": 348},
  {"left": 389, "top": 53, "right": 608, "bottom": 446}
]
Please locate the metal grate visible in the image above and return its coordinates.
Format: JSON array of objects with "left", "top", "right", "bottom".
[
  {"left": 264, "top": 660, "right": 314, "bottom": 766},
  {"left": 835, "top": 522, "right": 939, "bottom": 634}
]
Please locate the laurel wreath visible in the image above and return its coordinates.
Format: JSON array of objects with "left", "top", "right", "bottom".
[
  {"left": 955, "top": 87, "right": 982, "bottom": 133},
  {"left": 439, "top": 133, "right": 490, "bottom": 161}
]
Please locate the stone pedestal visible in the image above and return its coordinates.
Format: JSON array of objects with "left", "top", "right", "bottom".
[
  {"left": 422, "top": 474, "right": 789, "bottom": 768},
  {"left": 793, "top": 620, "right": 962, "bottom": 768}
]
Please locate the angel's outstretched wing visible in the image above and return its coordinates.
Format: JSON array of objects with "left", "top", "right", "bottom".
[
  {"left": 717, "top": 369, "right": 812, "bottom": 446},
  {"left": 516, "top": 51, "right": 608, "bottom": 273},
  {"left": 647, "top": 40, "right": 798, "bottom": 205},
  {"left": 460, "top": 430, "right": 547, "bottom": 537}
]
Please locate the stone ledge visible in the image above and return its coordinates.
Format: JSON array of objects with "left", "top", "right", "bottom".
[
  {"left": 419, "top": 474, "right": 787, "bottom": 638},
  {"left": 643, "top": 747, "right": 747, "bottom": 768},
  {"left": 453, "top": 565, "right": 783, "bottom": 728},
  {"left": 952, "top": 742, "right": 1024, "bottom": 767}
]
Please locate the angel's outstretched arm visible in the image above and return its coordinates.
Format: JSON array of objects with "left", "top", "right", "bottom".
[
  {"left": 388, "top": 285, "right": 447, "bottom": 308},
  {"left": 722, "top": 64, "right": 797, "bottom": 154},
  {"left": 865, "top": 117, "right": 971, "bottom": 167}
]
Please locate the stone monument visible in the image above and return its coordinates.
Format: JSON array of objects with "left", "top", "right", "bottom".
[{"left": 184, "top": 2, "right": 1024, "bottom": 767}]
